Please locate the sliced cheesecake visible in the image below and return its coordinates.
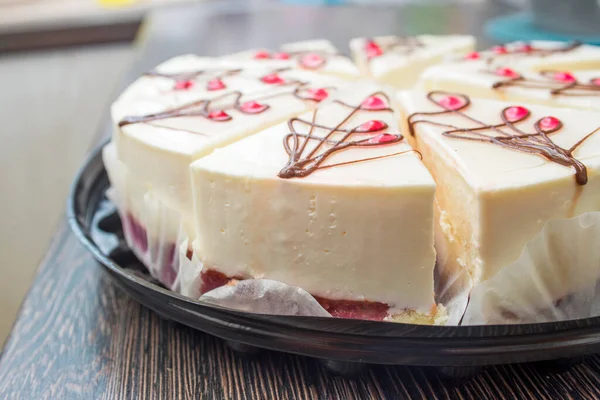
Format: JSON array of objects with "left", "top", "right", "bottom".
[
  {"left": 470, "top": 41, "right": 600, "bottom": 71},
  {"left": 349, "top": 35, "right": 474, "bottom": 89},
  {"left": 397, "top": 90, "right": 600, "bottom": 290},
  {"left": 105, "top": 55, "right": 351, "bottom": 287},
  {"left": 420, "top": 41, "right": 600, "bottom": 111},
  {"left": 110, "top": 57, "right": 350, "bottom": 238},
  {"left": 190, "top": 83, "right": 444, "bottom": 324},
  {"left": 225, "top": 39, "right": 361, "bottom": 80}
]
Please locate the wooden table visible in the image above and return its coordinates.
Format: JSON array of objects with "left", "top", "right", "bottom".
[{"left": 2, "top": 2, "right": 600, "bottom": 399}]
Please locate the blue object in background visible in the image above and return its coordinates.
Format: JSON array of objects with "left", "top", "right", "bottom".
[{"left": 485, "top": 13, "right": 600, "bottom": 46}]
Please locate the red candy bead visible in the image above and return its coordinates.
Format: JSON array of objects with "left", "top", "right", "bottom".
[
  {"left": 496, "top": 67, "right": 519, "bottom": 78},
  {"left": 361, "top": 95, "right": 387, "bottom": 110},
  {"left": 300, "top": 53, "right": 325, "bottom": 69},
  {"left": 261, "top": 74, "right": 285, "bottom": 84},
  {"left": 254, "top": 50, "right": 271, "bottom": 59},
  {"left": 365, "top": 40, "right": 383, "bottom": 59},
  {"left": 358, "top": 120, "right": 387, "bottom": 132},
  {"left": 306, "top": 88, "right": 329, "bottom": 102},
  {"left": 368, "top": 133, "right": 397, "bottom": 144},
  {"left": 240, "top": 101, "right": 268, "bottom": 114},
  {"left": 464, "top": 51, "right": 480, "bottom": 60},
  {"left": 539, "top": 116, "right": 561, "bottom": 131},
  {"left": 174, "top": 80, "right": 194, "bottom": 90},
  {"left": 492, "top": 45, "right": 507, "bottom": 54},
  {"left": 518, "top": 43, "right": 534, "bottom": 52},
  {"left": 207, "top": 110, "right": 230, "bottom": 121},
  {"left": 438, "top": 95, "right": 466, "bottom": 111},
  {"left": 504, "top": 106, "right": 529, "bottom": 122},
  {"left": 273, "top": 52, "right": 290, "bottom": 60},
  {"left": 206, "top": 78, "right": 226, "bottom": 91},
  {"left": 553, "top": 71, "right": 576, "bottom": 83}
]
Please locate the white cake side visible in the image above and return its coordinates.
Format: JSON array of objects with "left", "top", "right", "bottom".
[{"left": 190, "top": 83, "right": 439, "bottom": 320}]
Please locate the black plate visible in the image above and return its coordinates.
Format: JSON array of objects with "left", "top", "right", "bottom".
[{"left": 67, "top": 142, "right": 600, "bottom": 373}]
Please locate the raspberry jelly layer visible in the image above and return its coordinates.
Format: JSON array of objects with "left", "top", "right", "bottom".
[{"left": 200, "top": 269, "right": 390, "bottom": 321}]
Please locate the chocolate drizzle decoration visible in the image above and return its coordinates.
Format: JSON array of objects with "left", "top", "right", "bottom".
[
  {"left": 144, "top": 68, "right": 242, "bottom": 83},
  {"left": 278, "top": 92, "right": 409, "bottom": 179},
  {"left": 490, "top": 69, "right": 600, "bottom": 97},
  {"left": 365, "top": 36, "right": 424, "bottom": 62},
  {"left": 119, "top": 77, "right": 334, "bottom": 131},
  {"left": 119, "top": 91, "right": 260, "bottom": 127},
  {"left": 407, "top": 91, "right": 599, "bottom": 185},
  {"left": 254, "top": 49, "right": 338, "bottom": 70},
  {"left": 483, "top": 41, "right": 582, "bottom": 65}
]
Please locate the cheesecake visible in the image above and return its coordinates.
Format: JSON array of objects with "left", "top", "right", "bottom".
[
  {"left": 397, "top": 90, "right": 600, "bottom": 290},
  {"left": 470, "top": 41, "right": 600, "bottom": 71},
  {"left": 420, "top": 41, "right": 600, "bottom": 111},
  {"left": 349, "top": 35, "right": 474, "bottom": 89},
  {"left": 189, "top": 83, "right": 444, "bottom": 323},
  {"left": 107, "top": 55, "right": 350, "bottom": 287},
  {"left": 225, "top": 39, "right": 361, "bottom": 80}
]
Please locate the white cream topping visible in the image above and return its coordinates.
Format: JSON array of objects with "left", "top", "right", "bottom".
[
  {"left": 399, "top": 91, "right": 600, "bottom": 190},
  {"left": 190, "top": 83, "right": 437, "bottom": 311}
]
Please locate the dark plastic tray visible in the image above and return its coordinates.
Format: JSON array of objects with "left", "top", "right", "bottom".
[{"left": 67, "top": 142, "right": 600, "bottom": 377}]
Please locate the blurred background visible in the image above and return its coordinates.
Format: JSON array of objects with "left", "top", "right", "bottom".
[{"left": 0, "top": 0, "right": 598, "bottom": 347}]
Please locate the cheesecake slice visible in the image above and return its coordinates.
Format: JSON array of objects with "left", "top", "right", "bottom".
[
  {"left": 111, "top": 58, "right": 350, "bottom": 238},
  {"left": 225, "top": 40, "right": 361, "bottom": 80},
  {"left": 349, "top": 35, "right": 474, "bottom": 89},
  {"left": 469, "top": 41, "right": 600, "bottom": 71},
  {"left": 106, "top": 55, "right": 351, "bottom": 287},
  {"left": 397, "top": 90, "right": 600, "bottom": 288},
  {"left": 190, "top": 83, "right": 443, "bottom": 323},
  {"left": 420, "top": 41, "right": 600, "bottom": 111}
]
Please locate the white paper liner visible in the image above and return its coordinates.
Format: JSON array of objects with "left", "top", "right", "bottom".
[
  {"left": 103, "top": 143, "right": 189, "bottom": 292},
  {"left": 177, "top": 240, "right": 204, "bottom": 299},
  {"left": 435, "top": 250, "right": 473, "bottom": 326},
  {"left": 201, "top": 280, "right": 332, "bottom": 317},
  {"left": 463, "top": 211, "right": 600, "bottom": 325},
  {"left": 176, "top": 241, "right": 331, "bottom": 316}
]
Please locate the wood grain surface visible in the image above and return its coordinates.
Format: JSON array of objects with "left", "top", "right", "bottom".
[
  {"left": 2, "top": 221, "right": 600, "bottom": 399},
  {"left": 2, "top": 2, "right": 600, "bottom": 399}
]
